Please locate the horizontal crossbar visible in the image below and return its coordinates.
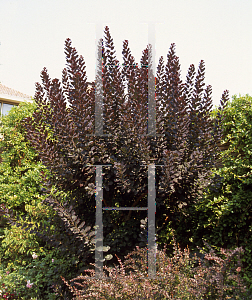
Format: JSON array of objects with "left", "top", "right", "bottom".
[
  {"left": 84, "top": 164, "right": 165, "bottom": 166},
  {"left": 102, "top": 207, "right": 148, "bottom": 210},
  {"left": 86, "top": 134, "right": 165, "bottom": 137},
  {"left": 86, "top": 134, "right": 112, "bottom": 136}
]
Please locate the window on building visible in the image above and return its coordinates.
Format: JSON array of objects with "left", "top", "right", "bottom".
[{"left": 0, "top": 102, "right": 15, "bottom": 116}]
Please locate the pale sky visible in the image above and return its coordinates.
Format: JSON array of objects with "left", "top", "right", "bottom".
[{"left": 0, "top": 0, "right": 251, "bottom": 110}]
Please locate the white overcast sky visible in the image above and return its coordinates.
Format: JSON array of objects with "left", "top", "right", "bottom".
[{"left": 0, "top": 0, "right": 251, "bottom": 110}]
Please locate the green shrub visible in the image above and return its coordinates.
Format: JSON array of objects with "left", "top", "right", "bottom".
[
  {"left": 189, "top": 94, "right": 252, "bottom": 293},
  {"left": 0, "top": 102, "right": 55, "bottom": 261},
  {"left": 0, "top": 247, "right": 86, "bottom": 299},
  {"left": 0, "top": 102, "right": 94, "bottom": 298}
]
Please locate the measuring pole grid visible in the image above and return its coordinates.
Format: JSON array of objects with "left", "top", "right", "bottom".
[
  {"left": 94, "top": 162, "right": 164, "bottom": 280},
  {"left": 92, "top": 23, "right": 165, "bottom": 280}
]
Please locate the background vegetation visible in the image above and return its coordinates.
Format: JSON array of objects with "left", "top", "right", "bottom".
[
  {"left": 0, "top": 102, "right": 95, "bottom": 298},
  {"left": 188, "top": 94, "right": 252, "bottom": 292}
]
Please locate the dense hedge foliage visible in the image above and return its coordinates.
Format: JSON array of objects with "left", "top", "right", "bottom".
[
  {"left": 1, "top": 96, "right": 251, "bottom": 297},
  {"left": 0, "top": 101, "right": 50, "bottom": 259},
  {"left": 0, "top": 102, "right": 96, "bottom": 298},
  {"left": 21, "top": 26, "right": 228, "bottom": 272},
  {"left": 187, "top": 94, "right": 252, "bottom": 292}
]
